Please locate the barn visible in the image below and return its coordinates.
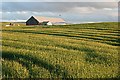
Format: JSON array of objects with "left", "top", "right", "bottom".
[{"left": 26, "top": 16, "right": 66, "bottom": 25}]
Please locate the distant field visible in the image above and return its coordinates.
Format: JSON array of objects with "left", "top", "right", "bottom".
[{"left": 1, "top": 22, "right": 119, "bottom": 78}]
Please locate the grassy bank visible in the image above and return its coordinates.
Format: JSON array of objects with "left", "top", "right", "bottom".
[{"left": 1, "top": 22, "right": 119, "bottom": 78}]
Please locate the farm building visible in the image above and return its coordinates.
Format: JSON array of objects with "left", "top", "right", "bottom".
[{"left": 26, "top": 16, "right": 66, "bottom": 25}]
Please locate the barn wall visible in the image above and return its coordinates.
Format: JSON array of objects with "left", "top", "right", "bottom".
[{"left": 26, "top": 17, "right": 39, "bottom": 25}]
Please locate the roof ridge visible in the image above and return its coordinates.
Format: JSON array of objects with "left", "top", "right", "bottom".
[
  {"left": 34, "top": 16, "right": 62, "bottom": 19},
  {"left": 32, "top": 16, "right": 65, "bottom": 23}
]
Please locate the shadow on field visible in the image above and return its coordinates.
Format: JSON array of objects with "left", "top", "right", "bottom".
[
  {"left": 2, "top": 51, "right": 70, "bottom": 78},
  {"left": 83, "top": 48, "right": 112, "bottom": 65},
  {"left": 3, "top": 30, "right": 119, "bottom": 46},
  {"left": 55, "top": 42, "right": 112, "bottom": 65},
  {"left": 56, "top": 44, "right": 111, "bottom": 65}
]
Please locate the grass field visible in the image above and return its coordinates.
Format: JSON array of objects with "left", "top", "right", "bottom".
[{"left": 1, "top": 22, "right": 119, "bottom": 78}]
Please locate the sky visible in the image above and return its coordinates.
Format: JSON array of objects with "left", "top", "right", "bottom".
[
  {"left": 1, "top": 0, "right": 119, "bottom": 23},
  {"left": 1, "top": 0, "right": 120, "bottom": 2}
]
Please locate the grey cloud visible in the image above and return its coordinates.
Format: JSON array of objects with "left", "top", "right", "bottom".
[
  {"left": 2, "top": 2, "right": 118, "bottom": 12},
  {"left": 1, "top": 2, "right": 118, "bottom": 22},
  {"left": 2, "top": 0, "right": 119, "bottom": 2}
]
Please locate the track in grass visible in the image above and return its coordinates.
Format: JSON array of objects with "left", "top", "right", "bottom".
[{"left": 2, "top": 22, "right": 119, "bottom": 78}]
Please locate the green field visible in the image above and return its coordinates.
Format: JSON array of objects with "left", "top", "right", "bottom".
[{"left": 1, "top": 22, "right": 119, "bottom": 78}]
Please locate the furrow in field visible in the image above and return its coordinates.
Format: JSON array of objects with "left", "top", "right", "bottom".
[
  {"left": 3, "top": 29, "right": 119, "bottom": 46},
  {"left": 2, "top": 22, "right": 119, "bottom": 78},
  {"left": 2, "top": 47, "right": 71, "bottom": 78}
]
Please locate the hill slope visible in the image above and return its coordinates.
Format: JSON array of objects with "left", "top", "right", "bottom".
[{"left": 2, "top": 22, "right": 119, "bottom": 78}]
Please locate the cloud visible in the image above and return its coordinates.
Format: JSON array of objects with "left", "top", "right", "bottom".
[
  {"left": 1, "top": 0, "right": 119, "bottom": 2},
  {"left": 1, "top": 2, "right": 118, "bottom": 23},
  {"left": 2, "top": 2, "right": 118, "bottom": 13},
  {"left": 69, "top": 7, "right": 97, "bottom": 13},
  {"left": 103, "top": 8, "right": 113, "bottom": 10},
  {"left": 16, "top": 11, "right": 28, "bottom": 14}
]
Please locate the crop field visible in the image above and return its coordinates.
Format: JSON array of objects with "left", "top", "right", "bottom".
[{"left": 1, "top": 22, "right": 119, "bottom": 78}]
